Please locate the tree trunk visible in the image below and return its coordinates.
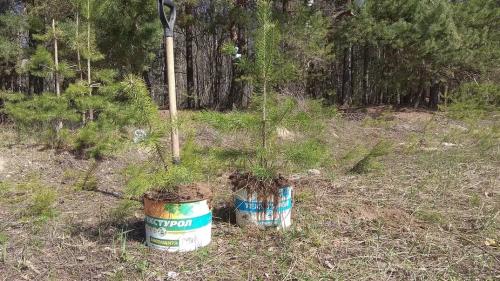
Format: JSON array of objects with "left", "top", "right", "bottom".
[
  {"left": 142, "top": 70, "right": 152, "bottom": 92},
  {"left": 342, "top": 46, "right": 353, "bottom": 106},
  {"left": 76, "top": 12, "right": 83, "bottom": 80},
  {"left": 87, "top": 0, "right": 93, "bottom": 120},
  {"left": 227, "top": 0, "right": 247, "bottom": 110},
  {"left": 362, "top": 45, "right": 369, "bottom": 105},
  {"left": 444, "top": 84, "right": 448, "bottom": 109},
  {"left": 282, "top": 0, "right": 290, "bottom": 14},
  {"left": 429, "top": 79, "right": 440, "bottom": 109},
  {"left": 52, "top": 19, "right": 60, "bottom": 97},
  {"left": 185, "top": 3, "right": 195, "bottom": 109}
]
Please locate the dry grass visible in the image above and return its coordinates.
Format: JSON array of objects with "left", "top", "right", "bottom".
[{"left": 0, "top": 108, "right": 498, "bottom": 280}]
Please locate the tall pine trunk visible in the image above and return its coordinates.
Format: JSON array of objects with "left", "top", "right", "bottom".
[
  {"left": 227, "top": 0, "right": 248, "bottom": 110},
  {"left": 429, "top": 79, "right": 440, "bottom": 109},
  {"left": 76, "top": 11, "right": 83, "bottom": 80},
  {"left": 185, "top": 3, "right": 195, "bottom": 109},
  {"left": 342, "top": 45, "right": 353, "bottom": 106},
  {"left": 87, "top": 0, "right": 93, "bottom": 120},
  {"left": 362, "top": 45, "right": 369, "bottom": 105},
  {"left": 52, "top": 19, "right": 60, "bottom": 97}
]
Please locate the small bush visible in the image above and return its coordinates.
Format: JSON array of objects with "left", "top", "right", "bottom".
[
  {"left": 125, "top": 164, "right": 195, "bottom": 197},
  {"left": 28, "top": 187, "right": 57, "bottom": 218},
  {"left": 75, "top": 174, "right": 98, "bottom": 191},
  {"left": 446, "top": 83, "right": 500, "bottom": 120}
]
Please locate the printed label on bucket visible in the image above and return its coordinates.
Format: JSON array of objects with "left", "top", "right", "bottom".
[
  {"left": 145, "top": 213, "right": 212, "bottom": 232},
  {"left": 235, "top": 186, "right": 293, "bottom": 227},
  {"left": 235, "top": 187, "right": 292, "bottom": 212},
  {"left": 234, "top": 198, "right": 292, "bottom": 213},
  {"left": 144, "top": 199, "right": 212, "bottom": 252},
  {"left": 149, "top": 237, "right": 180, "bottom": 247}
]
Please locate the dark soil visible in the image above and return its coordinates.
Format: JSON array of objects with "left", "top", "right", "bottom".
[
  {"left": 229, "top": 171, "right": 289, "bottom": 208},
  {"left": 144, "top": 182, "right": 212, "bottom": 203}
]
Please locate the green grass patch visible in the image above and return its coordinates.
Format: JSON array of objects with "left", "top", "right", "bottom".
[
  {"left": 0, "top": 231, "right": 7, "bottom": 263},
  {"left": 341, "top": 145, "right": 368, "bottom": 165},
  {"left": 194, "top": 110, "right": 259, "bottom": 132},
  {"left": 28, "top": 187, "right": 58, "bottom": 219},
  {"left": 0, "top": 181, "right": 12, "bottom": 197},
  {"left": 415, "top": 210, "right": 445, "bottom": 225},
  {"left": 283, "top": 139, "right": 329, "bottom": 170},
  {"left": 351, "top": 140, "right": 392, "bottom": 174}
]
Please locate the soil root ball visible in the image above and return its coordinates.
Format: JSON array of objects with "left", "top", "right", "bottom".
[{"left": 144, "top": 183, "right": 212, "bottom": 203}]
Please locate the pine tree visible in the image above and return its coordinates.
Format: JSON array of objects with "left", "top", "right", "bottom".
[{"left": 0, "top": 10, "right": 26, "bottom": 91}]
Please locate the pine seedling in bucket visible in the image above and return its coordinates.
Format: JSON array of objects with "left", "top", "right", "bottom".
[
  {"left": 200, "top": 0, "right": 334, "bottom": 230},
  {"left": 227, "top": 0, "right": 297, "bottom": 230},
  {"left": 122, "top": 0, "right": 213, "bottom": 252}
]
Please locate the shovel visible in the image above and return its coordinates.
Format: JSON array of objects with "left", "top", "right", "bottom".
[{"left": 158, "top": 0, "right": 180, "bottom": 164}]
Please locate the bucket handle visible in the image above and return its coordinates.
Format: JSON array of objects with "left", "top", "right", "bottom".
[{"left": 158, "top": 0, "right": 176, "bottom": 37}]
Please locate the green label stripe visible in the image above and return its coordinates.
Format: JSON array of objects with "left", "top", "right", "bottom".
[
  {"left": 149, "top": 237, "right": 179, "bottom": 247},
  {"left": 145, "top": 212, "right": 212, "bottom": 232}
]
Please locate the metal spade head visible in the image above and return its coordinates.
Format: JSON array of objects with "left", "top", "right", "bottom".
[{"left": 158, "top": 0, "right": 177, "bottom": 37}]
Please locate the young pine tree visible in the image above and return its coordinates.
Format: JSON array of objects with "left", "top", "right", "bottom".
[{"left": 254, "top": 0, "right": 283, "bottom": 170}]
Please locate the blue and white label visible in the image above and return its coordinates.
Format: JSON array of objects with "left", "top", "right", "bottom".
[
  {"left": 234, "top": 186, "right": 293, "bottom": 229},
  {"left": 235, "top": 198, "right": 292, "bottom": 213}
]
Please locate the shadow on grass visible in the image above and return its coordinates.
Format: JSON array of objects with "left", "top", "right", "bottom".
[
  {"left": 69, "top": 218, "right": 145, "bottom": 244},
  {"left": 70, "top": 204, "right": 236, "bottom": 245}
]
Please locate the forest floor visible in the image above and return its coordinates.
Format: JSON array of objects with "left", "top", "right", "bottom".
[{"left": 0, "top": 107, "right": 498, "bottom": 281}]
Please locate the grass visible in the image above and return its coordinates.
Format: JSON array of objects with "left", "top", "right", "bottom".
[
  {"left": 351, "top": 140, "right": 392, "bottom": 173},
  {"left": 0, "top": 177, "right": 58, "bottom": 221},
  {"left": 0, "top": 107, "right": 498, "bottom": 280},
  {"left": 109, "top": 200, "right": 141, "bottom": 224},
  {"left": 0, "top": 180, "right": 12, "bottom": 196},
  {"left": 0, "top": 231, "right": 7, "bottom": 263},
  {"left": 27, "top": 186, "right": 57, "bottom": 219}
]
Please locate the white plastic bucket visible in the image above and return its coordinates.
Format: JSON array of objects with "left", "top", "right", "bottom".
[
  {"left": 144, "top": 198, "right": 211, "bottom": 252},
  {"left": 234, "top": 186, "right": 293, "bottom": 229}
]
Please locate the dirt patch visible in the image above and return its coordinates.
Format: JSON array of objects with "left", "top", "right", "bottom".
[
  {"left": 0, "top": 156, "right": 4, "bottom": 172},
  {"left": 393, "top": 109, "right": 434, "bottom": 123},
  {"left": 144, "top": 182, "right": 212, "bottom": 202},
  {"left": 336, "top": 204, "right": 416, "bottom": 229}
]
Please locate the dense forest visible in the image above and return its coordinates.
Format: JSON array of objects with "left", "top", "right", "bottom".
[{"left": 1, "top": 0, "right": 498, "bottom": 111}]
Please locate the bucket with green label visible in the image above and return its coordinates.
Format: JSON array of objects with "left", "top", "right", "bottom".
[{"left": 144, "top": 197, "right": 212, "bottom": 252}]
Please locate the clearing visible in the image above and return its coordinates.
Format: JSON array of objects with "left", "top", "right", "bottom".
[{"left": 0, "top": 108, "right": 498, "bottom": 280}]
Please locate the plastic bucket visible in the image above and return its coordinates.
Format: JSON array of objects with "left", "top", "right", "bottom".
[
  {"left": 144, "top": 198, "right": 212, "bottom": 252},
  {"left": 234, "top": 186, "right": 293, "bottom": 229}
]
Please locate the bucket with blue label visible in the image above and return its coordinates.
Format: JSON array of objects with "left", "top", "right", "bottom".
[{"left": 234, "top": 186, "right": 293, "bottom": 229}]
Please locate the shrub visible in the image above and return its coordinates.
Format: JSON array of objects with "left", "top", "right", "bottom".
[
  {"left": 446, "top": 83, "right": 500, "bottom": 120},
  {"left": 28, "top": 187, "right": 57, "bottom": 218}
]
